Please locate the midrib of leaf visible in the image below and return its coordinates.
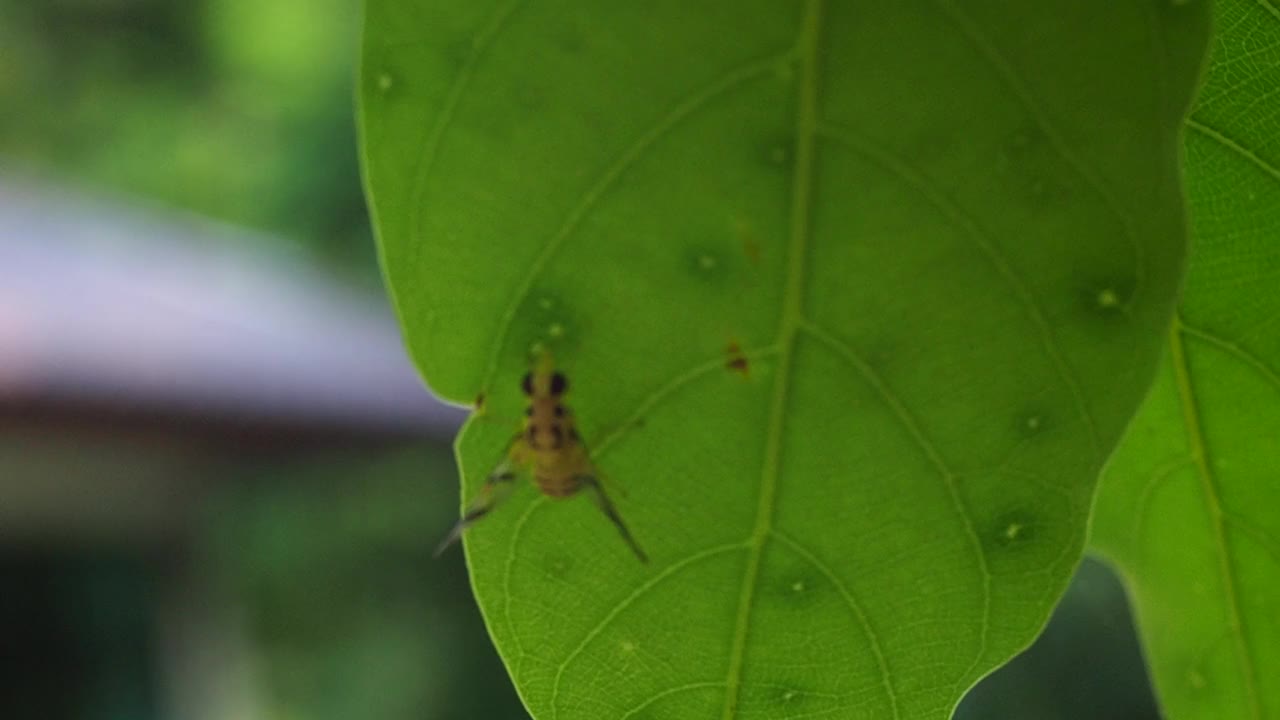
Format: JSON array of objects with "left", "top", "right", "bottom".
[
  {"left": 1168, "top": 314, "right": 1263, "bottom": 719},
  {"left": 720, "top": 1, "right": 822, "bottom": 718}
]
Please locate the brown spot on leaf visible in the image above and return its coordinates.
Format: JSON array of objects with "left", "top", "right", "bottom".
[{"left": 726, "top": 341, "right": 750, "bottom": 378}]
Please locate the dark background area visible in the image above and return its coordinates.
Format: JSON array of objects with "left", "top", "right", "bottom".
[{"left": 0, "top": 1, "right": 1160, "bottom": 718}]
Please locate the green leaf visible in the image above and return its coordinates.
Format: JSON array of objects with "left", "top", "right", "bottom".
[
  {"left": 360, "top": 2, "right": 1208, "bottom": 718},
  {"left": 1089, "top": 2, "right": 1280, "bottom": 718}
]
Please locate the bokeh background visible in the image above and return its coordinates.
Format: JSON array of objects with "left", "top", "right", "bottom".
[{"left": 0, "top": 2, "right": 1161, "bottom": 718}]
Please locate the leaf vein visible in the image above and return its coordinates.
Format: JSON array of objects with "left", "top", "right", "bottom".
[
  {"left": 1223, "top": 510, "right": 1280, "bottom": 575},
  {"left": 1130, "top": 457, "right": 1196, "bottom": 552},
  {"left": 931, "top": 0, "right": 1147, "bottom": 369},
  {"left": 550, "top": 543, "right": 746, "bottom": 720},
  {"left": 796, "top": 320, "right": 992, "bottom": 688},
  {"left": 1180, "top": 321, "right": 1280, "bottom": 396},
  {"left": 771, "top": 530, "right": 901, "bottom": 720},
  {"left": 926, "top": 1, "right": 1146, "bottom": 409},
  {"left": 815, "top": 121, "right": 1101, "bottom": 459},
  {"left": 409, "top": 0, "right": 524, "bottom": 254},
  {"left": 479, "top": 50, "right": 793, "bottom": 389},
  {"left": 619, "top": 682, "right": 727, "bottom": 720},
  {"left": 1169, "top": 316, "right": 1263, "bottom": 719},
  {"left": 1186, "top": 119, "right": 1280, "bottom": 185},
  {"left": 502, "top": 495, "right": 546, "bottom": 660},
  {"left": 591, "top": 344, "right": 782, "bottom": 460}
]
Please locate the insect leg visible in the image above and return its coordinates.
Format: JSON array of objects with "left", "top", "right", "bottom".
[
  {"left": 577, "top": 475, "right": 648, "bottom": 564},
  {"left": 433, "top": 466, "right": 518, "bottom": 558},
  {"left": 588, "top": 467, "right": 628, "bottom": 499}
]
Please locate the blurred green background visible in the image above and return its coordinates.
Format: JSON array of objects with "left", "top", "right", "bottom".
[
  {"left": 0, "top": 1, "right": 1163, "bottom": 718},
  {"left": 0, "top": 0, "right": 373, "bottom": 280}
]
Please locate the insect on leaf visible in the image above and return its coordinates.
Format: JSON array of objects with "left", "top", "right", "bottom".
[{"left": 359, "top": 1, "right": 1209, "bottom": 718}]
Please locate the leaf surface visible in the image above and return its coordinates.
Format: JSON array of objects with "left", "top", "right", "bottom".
[
  {"left": 360, "top": 2, "right": 1208, "bottom": 718},
  {"left": 1090, "top": 2, "right": 1280, "bottom": 718}
]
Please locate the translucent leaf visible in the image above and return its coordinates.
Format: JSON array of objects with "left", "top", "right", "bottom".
[
  {"left": 1090, "top": 2, "right": 1280, "bottom": 718},
  {"left": 360, "top": 1, "right": 1209, "bottom": 718}
]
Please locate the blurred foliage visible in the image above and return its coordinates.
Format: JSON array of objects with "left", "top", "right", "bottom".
[
  {"left": 204, "top": 444, "right": 529, "bottom": 720},
  {"left": 0, "top": 0, "right": 377, "bottom": 281},
  {"left": 1, "top": 550, "right": 158, "bottom": 720}
]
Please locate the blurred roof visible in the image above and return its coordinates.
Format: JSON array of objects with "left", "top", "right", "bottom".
[{"left": 0, "top": 177, "right": 464, "bottom": 439}]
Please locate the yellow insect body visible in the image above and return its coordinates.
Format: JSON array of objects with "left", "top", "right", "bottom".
[
  {"left": 513, "top": 355, "right": 587, "bottom": 498},
  {"left": 434, "top": 354, "right": 648, "bottom": 563}
]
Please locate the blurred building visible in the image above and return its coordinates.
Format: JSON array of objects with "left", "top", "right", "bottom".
[{"left": 0, "top": 179, "right": 528, "bottom": 720}]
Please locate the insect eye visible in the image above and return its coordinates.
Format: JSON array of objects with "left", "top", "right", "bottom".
[
  {"left": 520, "top": 372, "right": 533, "bottom": 396},
  {"left": 549, "top": 372, "right": 568, "bottom": 396}
]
